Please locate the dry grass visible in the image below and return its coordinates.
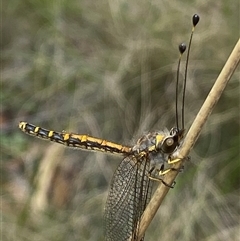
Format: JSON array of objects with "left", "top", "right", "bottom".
[{"left": 1, "top": 0, "right": 239, "bottom": 240}]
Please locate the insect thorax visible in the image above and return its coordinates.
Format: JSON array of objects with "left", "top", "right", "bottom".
[{"left": 132, "top": 130, "right": 171, "bottom": 165}]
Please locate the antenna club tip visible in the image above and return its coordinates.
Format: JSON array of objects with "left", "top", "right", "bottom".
[
  {"left": 192, "top": 14, "right": 200, "bottom": 27},
  {"left": 179, "top": 43, "right": 186, "bottom": 54}
]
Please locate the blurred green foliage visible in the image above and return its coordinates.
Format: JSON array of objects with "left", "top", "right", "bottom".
[{"left": 1, "top": 0, "right": 239, "bottom": 240}]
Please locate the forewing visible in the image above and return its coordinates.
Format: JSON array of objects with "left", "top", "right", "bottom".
[{"left": 105, "top": 154, "right": 153, "bottom": 241}]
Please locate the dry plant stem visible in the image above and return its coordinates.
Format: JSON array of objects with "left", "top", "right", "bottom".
[{"left": 137, "top": 38, "right": 240, "bottom": 241}]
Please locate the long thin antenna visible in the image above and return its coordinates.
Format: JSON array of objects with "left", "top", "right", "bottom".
[
  {"left": 175, "top": 43, "right": 186, "bottom": 130},
  {"left": 181, "top": 14, "right": 200, "bottom": 129}
]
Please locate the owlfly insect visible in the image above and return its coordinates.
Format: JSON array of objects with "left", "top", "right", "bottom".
[{"left": 19, "top": 14, "right": 200, "bottom": 241}]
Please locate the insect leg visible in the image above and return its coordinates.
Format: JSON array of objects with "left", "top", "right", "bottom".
[{"left": 148, "top": 166, "right": 175, "bottom": 188}]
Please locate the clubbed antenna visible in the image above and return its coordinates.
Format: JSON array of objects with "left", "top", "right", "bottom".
[
  {"left": 175, "top": 43, "right": 186, "bottom": 130},
  {"left": 181, "top": 14, "right": 200, "bottom": 129}
]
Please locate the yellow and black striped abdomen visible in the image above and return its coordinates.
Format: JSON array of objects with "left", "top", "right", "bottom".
[{"left": 19, "top": 122, "right": 131, "bottom": 155}]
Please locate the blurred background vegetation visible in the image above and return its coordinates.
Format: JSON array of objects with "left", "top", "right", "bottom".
[{"left": 1, "top": 0, "right": 239, "bottom": 240}]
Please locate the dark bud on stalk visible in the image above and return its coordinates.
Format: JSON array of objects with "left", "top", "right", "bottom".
[
  {"left": 179, "top": 43, "right": 186, "bottom": 54},
  {"left": 192, "top": 14, "right": 200, "bottom": 27}
]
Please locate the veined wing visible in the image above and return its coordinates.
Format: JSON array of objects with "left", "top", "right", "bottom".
[{"left": 105, "top": 153, "right": 153, "bottom": 241}]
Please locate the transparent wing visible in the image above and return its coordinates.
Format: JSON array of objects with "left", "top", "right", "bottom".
[{"left": 105, "top": 154, "right": 153, "bottom": 241}]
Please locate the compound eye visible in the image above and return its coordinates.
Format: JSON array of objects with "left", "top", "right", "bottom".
[
  {"left": 165, "top": 137, "right": 174, "bottom": 147},
  {"left": 161, "top": 137, "right": 177, "bottom": 154}
]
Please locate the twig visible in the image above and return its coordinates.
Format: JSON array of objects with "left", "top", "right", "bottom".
[{"left": 137, "top": 38, "right": 240, "bottom": 240}]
